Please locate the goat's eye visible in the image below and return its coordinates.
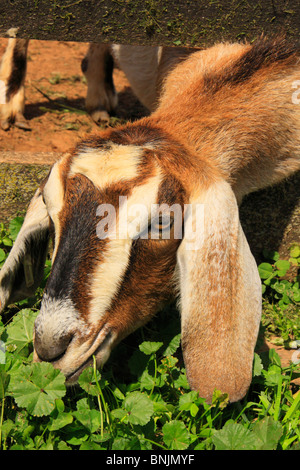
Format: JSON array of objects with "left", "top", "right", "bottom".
[
  {"left": 157, "top": 214, "right": 173, "bottom": 230},
  {"left": 149, "top": 214, "right": 174, "bottom": 239}
]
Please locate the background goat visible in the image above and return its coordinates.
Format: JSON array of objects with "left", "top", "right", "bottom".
[
  {"left": 0, "top": 37, "right": 299, "bottom": 403},
  {"left": 0, "top": 38, "right": 192, "bottom": 130}
]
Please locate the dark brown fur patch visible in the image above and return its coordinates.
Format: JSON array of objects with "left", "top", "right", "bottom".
[
  {"left": 203, "top": 36, "right": 299, "bottom": 93},
  {"left": 46, "top": 175, "right": 108, "bottom": 316},
  {"left": 108, "top": 122, "right": 166, "bottom": 147},
  {"left": 6, "top": 39, "right": 28, "bottom": 100},
  {"left": 104, "top": 49, "right": 115, "bottom": 90},
  {"left": 78, "top": 120, "right": 167, "bottom": 150},
  {"left": 157, "top": 175, "right": 186, "bottom": 207}
]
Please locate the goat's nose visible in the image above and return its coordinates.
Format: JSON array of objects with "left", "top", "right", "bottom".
[{"left": 34, "top": 329, "right": 73, "bottom": 362}]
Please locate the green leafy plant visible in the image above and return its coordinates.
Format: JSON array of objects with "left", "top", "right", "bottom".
[
  {"left": 258, "top": 246, "right": 300, "bottom": 343},
  {"left": 258, "top": 246, "right": 300, "bottom": 306},
  {"left": 8, "top": 362, "right": 66, "bottom": 416},
  {"left": 0, "top": 217, "right": 24, "bottom": 268}
]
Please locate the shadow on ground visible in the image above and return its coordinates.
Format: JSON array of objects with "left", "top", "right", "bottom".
[{"left": 240, "top": 171, "right": 300, "bottom": 263}]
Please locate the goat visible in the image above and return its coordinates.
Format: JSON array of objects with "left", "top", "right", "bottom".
[
  {"left": 81, "top": 43, "right": 195, "bottom": 123},
  {"left": 0, "top": 38, "right": 29, "bottom": 130},
  {"left": 0, "top": 38, "right": 193, "bottom": 130},
  {"left": 0, "top": 37, "right": 299, "bottom": 403}
]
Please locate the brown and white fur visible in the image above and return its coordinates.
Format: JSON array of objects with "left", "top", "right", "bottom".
[
  {"left": 0, "top": 37, "right": 300, "bottom": 403},
  {"left": 0, "top": 39, "right": 193, "bottom": 130},
  {"left": 0, "top": 38, "right": 29, "bottom": 130}
]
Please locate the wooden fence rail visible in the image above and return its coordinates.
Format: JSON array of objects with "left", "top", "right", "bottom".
[{"left": 0, "top": 0, "right": 300, "bottom": 46}]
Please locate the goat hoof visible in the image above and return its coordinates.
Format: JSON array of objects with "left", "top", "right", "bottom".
[
  {"left": 14, "top": 120, "right": 31, "bottom": 131},
  {"left": 90, "top": 109, "right": 110, "bottom": 125},
  {"left": 1, "top": 119, "right": 10, "bottom": 131},
  {"left": 14, "top": 113, "right": 31, "bottom": 131}
]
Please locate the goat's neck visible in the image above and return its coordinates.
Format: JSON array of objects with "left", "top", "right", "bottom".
[{"left": 150, "top": 107, "right": 236, "bottom": 180}]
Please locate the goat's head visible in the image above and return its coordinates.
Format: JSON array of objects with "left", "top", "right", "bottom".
[{"left": 0, "top": 124, "right": 262, "bottom": 403}]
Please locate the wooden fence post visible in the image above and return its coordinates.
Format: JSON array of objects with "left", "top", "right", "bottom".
[{"left": 0, "top": 0, "right": 300, "bottom": 46}]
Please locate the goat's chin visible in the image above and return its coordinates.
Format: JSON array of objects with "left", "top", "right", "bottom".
[
  {"left": 65, "top": 339, "right": 113, "bottom": 386},
  {"left": 33, "top": 324, "right": 115, "bottom": 385}
]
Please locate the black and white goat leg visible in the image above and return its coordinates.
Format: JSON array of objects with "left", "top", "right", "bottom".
[
  {"left": 81, "top": 43, "right": 117, "bottom": 124},
  {"left": 0, "top": 38, "right": 30, "bottom": 131}
]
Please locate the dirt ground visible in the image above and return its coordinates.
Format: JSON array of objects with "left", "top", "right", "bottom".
[
  {"left": 0, "top": 38, "right": 147, "bottom": 163},
  {"left": 0, "top": 38, "right": 149, "bottom": 224}
]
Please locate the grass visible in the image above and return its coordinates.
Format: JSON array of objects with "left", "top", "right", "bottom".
[{"left": 0, "top": 217, "right": 299, "bottom": 450}]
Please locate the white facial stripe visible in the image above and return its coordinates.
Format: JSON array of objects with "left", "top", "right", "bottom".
[
  {"left": 70, "top": 143, "right": 143, "bottom": 189},
  {"left": 88, "top": 237, "right": 132, "bottom": 326},
  {"left": 43, "top": 160, "right": 66, "bottom": 261},
  {"left": 88, "top": 171, "right": 162, "bottom": 325}
]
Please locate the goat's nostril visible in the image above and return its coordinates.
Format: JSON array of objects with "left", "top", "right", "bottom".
[{"left": 34, "top": 331, "right": 73, "bottom": 363}]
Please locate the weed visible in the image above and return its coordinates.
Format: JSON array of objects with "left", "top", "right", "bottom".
[
  {"left": 49, "top": 73, "right": 62, "bottom": 85},
  {"left": 259, "top": 246, "right": 300, "bottom": 344}
]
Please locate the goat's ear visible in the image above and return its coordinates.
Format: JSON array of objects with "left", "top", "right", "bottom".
[
  {"left": 0, "top": 188, "right": 50, "bottom": 313},
  {"left": 177, "top": 179, "right": 262, "bottom": 403}
]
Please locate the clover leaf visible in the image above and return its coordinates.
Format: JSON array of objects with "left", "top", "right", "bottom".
[{"left": 8, "top": 362, "right": 66, "bottom": 416}]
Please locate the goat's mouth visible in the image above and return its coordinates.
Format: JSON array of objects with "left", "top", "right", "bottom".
[
  {"left": 65, "top": 328, "right": 114, "bottom": 385},
  {"left": 33, "top": 325, "right": 115, "bottom": 385}
]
